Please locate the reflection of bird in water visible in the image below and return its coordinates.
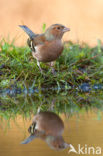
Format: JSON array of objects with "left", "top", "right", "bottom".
[
  {"left": 21, "top": 111, "right": 70, "bottom": 150},
  {"left": 19, "top": 24, "right": 70, "bottom": 73}
]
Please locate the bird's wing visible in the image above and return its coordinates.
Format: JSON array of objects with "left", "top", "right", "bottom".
[
  {"left": 28, "top": 34, "right": 46, "bottom": 52},
  {"left": 32, "top": 34, "right": 46, "bottom": 45},
  {"left": 28, "top": 122, "right": 36, "bottom": 134}
]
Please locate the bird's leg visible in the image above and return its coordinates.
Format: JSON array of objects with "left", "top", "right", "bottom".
[
  {"left": 37, "top": 60, "right": 43, "bottom": 74},
  {"left": 45, "top": 62, "right": 56, "bottom": 74},
  {"left": 48, "top": 98, "right": 56, "bottom": 111},
  {"left": 37, "top": 102, "right": 44, "bottom": 113},
  {"left": 50, "top": 62, "right": 56, "bottom": 74}
]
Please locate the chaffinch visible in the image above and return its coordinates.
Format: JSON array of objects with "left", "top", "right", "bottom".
[
  {"left": 19, "top": 24, "right": 70, "bottom": 73},
  {"left": 21, "top": 111, "right": 70, "bottom": 150}
]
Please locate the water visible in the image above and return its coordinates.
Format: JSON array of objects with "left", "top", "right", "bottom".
[
  {"left": 0, "top": 110, "right": 103, "bottom": 156},
  {"left": 0, "top": 92, "right": 103, "bottom": 156}
]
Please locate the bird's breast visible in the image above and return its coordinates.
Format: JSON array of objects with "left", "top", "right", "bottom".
[{"left": 32, "top": 40, "right": 64, "bottom": 62}]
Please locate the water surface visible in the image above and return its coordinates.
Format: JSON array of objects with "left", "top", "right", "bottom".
[{"left": 0, "top": 110, "right": 103, "bottom": 156}]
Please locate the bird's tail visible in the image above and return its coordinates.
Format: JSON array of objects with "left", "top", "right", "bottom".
[
  {"left": 21, "top": 135, "right": 36, "bottom": 144},
  {"left": 19, "top": 25, "right": 36, "bottom": 39}
]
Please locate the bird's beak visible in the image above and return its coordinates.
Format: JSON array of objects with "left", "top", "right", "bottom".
[{"left": 63, "top": 27, "right": 70, "bottom": 32}]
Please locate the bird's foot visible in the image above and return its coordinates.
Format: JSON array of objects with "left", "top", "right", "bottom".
[{"left": 51, "top": 67, "right": 56, "bottom": 75}]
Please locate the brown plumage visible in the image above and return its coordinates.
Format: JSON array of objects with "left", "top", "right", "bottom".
[
  {"left": 21, "top": 111, "right": 70, "bottom": 150},
  {"left": 19, "top": 24, "right": 70, "bottom": 73}
]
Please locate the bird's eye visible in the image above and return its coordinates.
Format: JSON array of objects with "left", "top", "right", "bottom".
[
  {"left": 58, "top": 144, "right": 64, "bottom": 148},
  {"left": 57, "top": 27, "right": 61, "bottom": 30}
]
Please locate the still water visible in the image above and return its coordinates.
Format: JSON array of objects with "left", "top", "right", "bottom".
[{"left": 0, "top": 109, "right": 103, "bottom": 156}]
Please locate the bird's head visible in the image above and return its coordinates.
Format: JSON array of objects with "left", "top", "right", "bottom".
[
  {"left": 45, "top": 135, "right": 70, "bottom": 150},
  {"left": 45, "top": 24, "right": 70, "bottom": 40}
]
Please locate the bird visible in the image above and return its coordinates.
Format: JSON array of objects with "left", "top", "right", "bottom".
[
  {"left": 21, "top": 111, "right": 70, "bottom": 150},
  {"left": 19, "top": 24, "right": 70, "bottom": 73}
]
